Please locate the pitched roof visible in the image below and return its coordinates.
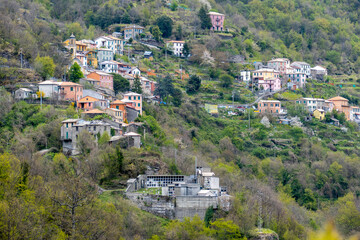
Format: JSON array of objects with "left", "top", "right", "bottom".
[
  {"left": 167, "top": 40, "right": 185, "bottom": 44},
  {"left": 83, "top": 109, "right": 105, "bottom": 114},
  {"left": 38, "top": 80, "right": 61, "bottom": 85},
  {"left": 124, "top": 92, "right": 141, "bottom": 96},
  {"left": 78, "top": 96, "right": 100, "bottom": 103},
  {"left": 111, "top": 100, "right": 126, "bottom": 105},
  {"left": 59, "top": 82, "right": 82, "bottom": 87},
  {"left": 328, "top": 96, "right": 349, "bottom": 101},
  {"left": 208, "top": 11, "right": 225, "bottom": 16}
]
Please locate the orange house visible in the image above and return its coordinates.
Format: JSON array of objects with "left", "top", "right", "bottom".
[
  {"left": 327, "top": 96, "right": 350, "bottom": 120},
  {"left": 59, "top": 82, "right": 83, "bottom": 101},
  {"left": 110, "top": 100, "right": 127, "bottom": 120},
  {"left": 87, "top": 71, "right": 113, "bottom": 90},
  {"left": 77, "top": 96, "right": 107, "bottom": 111}
]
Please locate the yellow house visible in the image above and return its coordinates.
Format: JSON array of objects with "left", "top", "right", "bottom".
[{"left": 313, "top": 109, "right": 325, "bottom": 120}]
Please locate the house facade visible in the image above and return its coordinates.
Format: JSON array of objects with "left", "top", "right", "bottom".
[
  {"left": 99, "top": 60, "right": 119, "bottom": 73},
  {"left": 258, "top": 100, "right": 282, "bottom": 114},
  {"left": 97, "top": 48, "right": 114, "bottom": 63},
  {"left": 105, "top": 108, "right": 124, "bottom": 123},
  {"left": 287, "top": 73, "right": 307, "bottom": 88},
  {"left": 59, "top": 82, "right": 83, "bottom": 102},
  {"left": 77, "top": 96, "right": 108, "bottom": 111},
  {"left": 240, "top": 70, "right": 251, "bottom": 82},
  {"left": 208, "top": 12, "right": 225, "bottom": 31},
  {"left": 87, "top": 71, "right": 114, "bottom": 90},
  {"left": 258, "top": 78, "right": 281, "bottom": 92},
  {"left": 313, "top": 109, "right": 325, "bottom": 120},
  {"left": 267, "top": 58, "right": 290, "bottom": 75},
  {"left": 38, "top": 80, "right": 61, "bottom": 98},
  {"left": 122, "top": 25, "right": 144, "bottom": 40},
  {"left": 61, "top": 119, "right": 111, "bottom": 155},
  {"left": 14, "top": 88, "right": 35, "bottom": 99},
  {"left": 296, "top": 98, "right": 334, "bottom": 112},
  {"left": 290, "top": 61, "right": 311, "bottom": 76},
  {"left": 252, "top": 68, "right": 280, "bottom": 81},
  {"left": 166, "top": 41, "right": 185, "bottom": 57},
  {"left": 123, "top": 92, "right": 142, "bottom": 115},
  {"left": 311, "top": 66, "right": 328, "bottom": 80}
]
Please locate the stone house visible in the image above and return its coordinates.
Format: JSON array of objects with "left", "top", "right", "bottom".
[
  {"left": 61, "top": 119, "right": 112, "bottom": 155},
  {"left": 14, "top": 88, "right": 35, "bottom": 99}
]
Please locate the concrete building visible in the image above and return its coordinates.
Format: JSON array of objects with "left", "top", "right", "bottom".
[
  {"left": 14, "top": 88, "right": 35, "bottom": 99},
  {"left": 252, "top": 68, "right": 280, "bottom": 81},
  {"left": 290, "top": 61, "right": 311, "bottom": 76},
  {"left": 258, "top": 78, "right": 281, "bottom": 92},
  {"left": 267, "top": 58, "right": 290, "bottom": 75},
  {"left": 287, "top": 73, "right": 307, "bottom": 88},
  {"left": 208, "top": 12, "right": 225, "bottom": 31},
  {"left": 38, "top": 80, "right": 61, "bottom": 99},
  {"left": 311, "top": 66, "right": 328, "bottom": 80},
  {"left": 59, "top": 82, "right": 83, "bottom": 102},
  {"left": 123, "top": 92, "right": 142, "bottom": 115},
  {"left": 87, "top": 71, "right": 113, "bottom": 90},
  {"left": 61, "top": 119, "right": 112, "bottom": 155},
  {"left": 166, "top": 41, "right": 185, "bottom": 57},
  {"left": 296, "top": 98, "right": 334, "bottom": 112},
  {"left": 239, "top": 70, "right": 251, "bottom": 82},
  {"left": 122, "top": 25, "right": 144, "bottom": 40},
  {"left": 99, "top": 60, "right": 119, "bottom": 74},
  {"left": 77, "top": 96, "right": 108, "bottom": 111},
  {"left": 258, "top": 100, "right": 281, "bottom": 114},
  {"left": 97, "top": 48, "right": 114, "bottom": 63}
]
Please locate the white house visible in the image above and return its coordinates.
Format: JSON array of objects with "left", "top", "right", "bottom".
[
  {"left": 127, "top": 67, "right": 141, "bottom": 76},
  {"left": 123, "top": 25, "right": 144, "bottom": 40},
  {"left": 38, "top": 80, "right": 61, "bottom": 98},
  {"left": 14, "top": 88, "right": 35, "bottom": 99},
  {"left": 240, "top": 70, "right": 251, "bottom": 82},
  {"left": 290, "top": 61, "right": 311, "bottom": 76},
  {"left": 166, "top": 40, "right": 185, "bottom": 57},
  {"left": 95, "top": 36, "right": 114, "bottom": 51},
  {"left": 99, "top": 60, "right": 119, "bottom": 74},
  {"left": 311, "top": 66, "right": 328, "bottom": 79}
]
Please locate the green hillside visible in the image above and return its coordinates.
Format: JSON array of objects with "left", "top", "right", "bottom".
[{"left": 1, "top": 0, "right": 360, "bottom": 239}]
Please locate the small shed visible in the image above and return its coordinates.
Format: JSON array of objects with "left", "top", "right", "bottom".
[{"left": 144, "top": 51, "right": 153, "bottom": 59}]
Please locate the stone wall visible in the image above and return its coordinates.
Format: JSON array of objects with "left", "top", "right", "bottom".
[
  {"left": 126, "top": 193, "right": 175, "bottom": 219},
  {"left": 175, "top": 196, "right": 218, "bottom": 220}
]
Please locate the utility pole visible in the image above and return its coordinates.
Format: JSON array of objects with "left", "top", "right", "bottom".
[
  {"left": 180, "top": 64, "right": 182, "bottom": 80},
  {"left": 248, "top": 108, "right": 251, "bottom": 129},
  {"left": 195, "top": 157, "right": 198, "bottom": 183}
]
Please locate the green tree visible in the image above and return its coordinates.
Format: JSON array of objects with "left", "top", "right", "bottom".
[
  {"left": 132, "top": 75, "right": 143, "bottom": 94},
  {"left": 154, "top": 75, "right": 175, "bottom": 100},
  {"left": 68, "top": 62, "right": 84, "bottom": 83},
  {"left": 220, "top": 74, "right": 233, "bottom": 88},
  {"left": 182, "top": 43, "right": 190, "bottom": 57},
  {"left": 186, "top": 75, "right": 202, "bottom": 94},
  {"left": 34, "top": 55, "right": 56, "bottom": 80},
  {"left": 111, "top": 73, "right": 130, "bottom": 94},
  {"left": 171, "top": 88, "right": 182, "bottom": 107},
  {"left": 156, "top": 15, "right": 173, "bottom": 38},
  {"left": 175, "top": 24, "right": 183, "bottom": 40},
  {"left": 152, "top": 25, "right": 162, "bottom": 42},
  {"left": 98, "top": 131, "right": 110, "bottom": 145},
  {"left": 198, "top": 6, "right": 212, "bottom": 29},
  {"left": 204, "top": 206, "right": 214, "bottom": 227}
]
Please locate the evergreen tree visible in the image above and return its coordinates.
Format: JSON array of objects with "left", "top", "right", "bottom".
[
  {"left": 156, "top": 15, "right": 173, "bottom": 38},
  {"left": 132, "top": 75, "right": 143, "bottom": 94},
  {"left": 68, "top": 62, "right": 84, "bottom": 83},
  {"left": 183, "top": 43, "right": 190, "bottom": 57},
  {"left": 186, "top": 75, "right": 202, "bottom": 94},
  {"left": 111, "top": 73, "right": 130, "bottom": 94},
  {"left": 152, "top": 26, "right": 162, "bottom": 42},
  {"left": 175, "top": 24, "right": 183, "bottom": 40},
  {"left": 198, "top": 6, "right": 212, "bottom": 30}
]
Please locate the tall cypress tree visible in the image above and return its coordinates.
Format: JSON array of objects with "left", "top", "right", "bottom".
[
  {"left": 132, "top": 75, "right": 143, "bottom": 94},
  {"left": 198, "top": 6, "right": 212, "bottom": 29}
]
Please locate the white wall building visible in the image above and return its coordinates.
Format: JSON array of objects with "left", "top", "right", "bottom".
[
  {"left": 290, "top": 61, "right": 311, "bottom": 76},
  {"left": 166, "top": 41, "right": 185, "bottom": 57},
  {"left": 240, "top": 70, "right": 251, "bottom": 82},
  {"left": 38, "top": 80, "right": 61, "bottom": 98}
]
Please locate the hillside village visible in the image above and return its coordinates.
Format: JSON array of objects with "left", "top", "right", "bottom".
[{"left": 3, "top": 0, "right": 360, "bottom": 239}]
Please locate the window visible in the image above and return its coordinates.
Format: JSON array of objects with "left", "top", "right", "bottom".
[
  {"left": 93, "top": 126, "right": 96, "bottom": 131},
  {"left": 76, "top": 127, "right": 78, "bottom": 131},
  {"left": 128, "top": 96, "right": 131, "bottom": 100},
  {"left": 66, "top": 132, "right": 68, "bottom": 139},
  {"left": 116, "top": 106, "right": 119, "bottom": 109},
  {"left": 138, "top": 103, "right": 140, "bottom": 107},
  {"left": 66, "top": 123, "right": 68, "bottom": 128},
  {"left": 138, "top": 96, "right": 140, "bottom": 100}
]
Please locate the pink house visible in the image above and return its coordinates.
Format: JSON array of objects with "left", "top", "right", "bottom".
[
  {"left": 208, "top": 12, "right": 225, "bottom": 31},
  {"left": 267, "top": 58, "right": 290, "bottom": 75},
  {"left": 87, "top": 71, "right": 113, "bottom": 90},
  {"left": 258, "top": 78, "right": 281, "bottom": 92},
  {"left": 59, "top": 82, "right": 83, "bottom": 101}
]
